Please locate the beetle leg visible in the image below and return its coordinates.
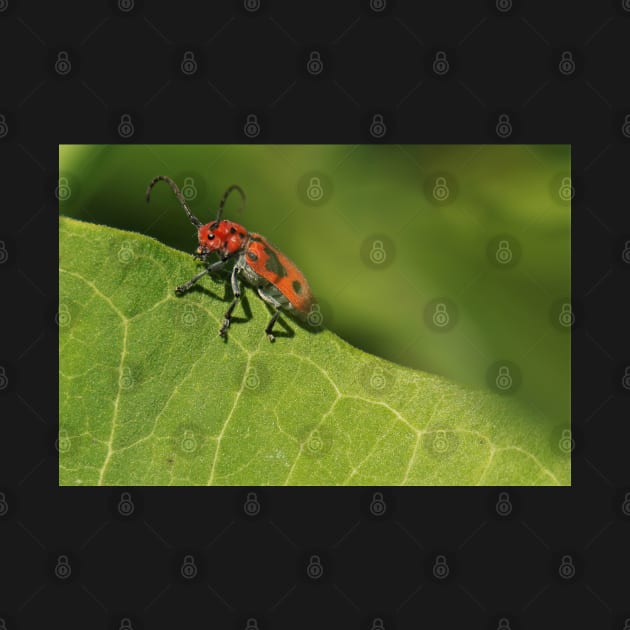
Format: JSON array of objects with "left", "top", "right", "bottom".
[
  {"left": 175, "top": 259, "right": 226, "bottom": 294},
  {"left": 219, "top": 265, "right": 242, "bottom": 337},
  {"left": 175, "top": 268, "right": 210, "bottom": 294},
  {"left": 256, "top": 286, "right": 283, "bottom": 342}
]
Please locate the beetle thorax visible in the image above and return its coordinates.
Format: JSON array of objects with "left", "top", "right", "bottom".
[{"left": 197, "top": 220, "right": 249, "bottom": 257}]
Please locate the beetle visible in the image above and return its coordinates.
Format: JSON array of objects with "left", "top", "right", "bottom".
[{"left": 146, "top": 175, "right": 315, "bottom": 342}]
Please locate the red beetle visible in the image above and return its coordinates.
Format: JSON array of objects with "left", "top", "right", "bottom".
[{"left": 147, "top": 175, "right": 315, "bottom": 341}]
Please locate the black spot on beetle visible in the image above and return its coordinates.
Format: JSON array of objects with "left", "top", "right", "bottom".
[
  {"left": 239, "top": 231, "right": 246, "bottom": 237},
  {"left": 264, "top": 247, "right": 287, "bottom": 278},
  {"left": 292, "top": 280, "right": 302, "bottom": 295},
  {"left": 247, "top": 251, "right": 258, "bottom": 262},
  {"left": 230, "top": 227, "right": 236, "bottom": 234}
]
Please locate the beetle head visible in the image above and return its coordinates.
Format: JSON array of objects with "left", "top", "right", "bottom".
[{"left": 196, "top": 220, "right": 249, "bottom": 259}]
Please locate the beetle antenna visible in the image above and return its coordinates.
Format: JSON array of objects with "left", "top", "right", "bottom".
[
  {"left": 216, "top": 185, "right": 246, "bottom": 223},
  {"left": 146, "top": 175, "right": 202, "bottom": 228}
]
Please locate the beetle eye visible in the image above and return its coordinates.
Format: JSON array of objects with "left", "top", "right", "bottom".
[{"left": 207, "top": 233, "right": 215, "bottom": 240}]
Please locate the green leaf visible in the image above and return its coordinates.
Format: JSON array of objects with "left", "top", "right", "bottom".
[{"left": 59, "top": 217, "right": 569, "bottom": 486}]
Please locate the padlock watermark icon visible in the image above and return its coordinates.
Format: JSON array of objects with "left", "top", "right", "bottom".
[
  {"left": 117, "top": 491, "right": 135, "bottom": 516},
  {"left": 558, "top": 554, "right": 576, "bottom": 579},
  {"left": 425, "top": 298, "right": 458, "bottom": 332},
  {"left": 369, "top": 114, "right": 387, "bottom": 138},
  {"left": 306, "top": 430, "right": 324, "bottom": 455},
  {"left": 495, "top": 114, "right": 512, "bottom": 138},
  {"left": 432, "top": 176, "right": 450, "bottom": 201},
  {"left": 243, "top": 492, "right": 260, "bottom": 516},
  {"left": 432, "top": 51, "right": 449, "bottom": 76},
  {"left": 495, "top": 240, "right": 513, "bottom": 264},
  {"left": 300, "top": 171, "right": 332, "bottom": 206},
  {"left": 369, "top": 491, "right": 387, "bottom": 516},
  {"left": 370, "top": 367, "right": 386, "bottom": 390},
  {"left": 245, "top": 367, "right": 260, "bottom": 390},
  {"left": 370, "top": 0, "right": 386, "bottom": 11},
  {"left": 487, "top": 360, "right": 522, "bottom": 395},
  {"left": 495, "top": 365, "right": 513, "bottom": 391},
  {"left": 56, "top": 176, "right": 72, "bottom": 201},
  {"left": 181, "top": 554, "right": 198, "bottom": 579},
  {"left": 181, "top": 304, "right": 197, "bottom": 327},
  {"left": 117, "top": 241, "right": 135, "bottom": 264},
  {"left": 361, "top": 234, "right": 395, "bottom": 270},
  {"left": 181, "top": 430, "right": 198, "bottom": 454},
  {"left": 0, "top": 114, "right": 8, "bottom": 139},
  {"left": 54, "top": 555, "right": 72, "bottom": 580},
  {"left": 558, "top": 176, "right": 574, "bottom": 201},
  {"left": 369, "top": 239, "right": 387, "bottom": 264},
  {"left": 243, "top": 113, "right": 261, "bottom": 138},
  {"left": 306, "top": 176, "right": 324, "bottom": 201},
  {"left": 181, "top": 177, "right": 197, "bottom": 201},
  {"left": 432, "top": 554, "right": 450, "bottom": 579},
  {"left": 181, "top": 51, "right": 198, "bottom": 75},
  {"left": 432, "top": 303, "right": 450, "bottom": 328},
  {"left": 244, "top": 0, "right": 261, "bottom": 11},
  {"left": 56, "top": 429, "right": 71, "bottom": 453},
  {"left": 432, "top": 430, "right": 449, "bottom": 453},
  {"left": 495, "top": 491, "right": 512, "bottom": 516},
  {"left": 0, "top": 492, "right": 8, "bottom": 517},
  {"left": 495, "top": 0, "right": 513, "bottom": 12},
  {"left": 118, "top": 0, "right": 135, "bottom": 11},
  {"left": 558, "top": 303, "right": 574, "bottom": 327},
  {"left": 307, "top": 303, "right": 324, "bottom": 327},
  {"left": 119, "top": 367, "right": 134, "bottom": 390},
  {"left": 558, "top": 429, "right": 574, "bottom": 454},
  {"left": 370, "top": 618, "right": 385, "bottom": 630},
  {"left": 306, "top": 554, "right": 324, "bottom": 579},
  {"left": 54, "top": 51, "right": 71, "bottom": 76},
  {"left": 0, "top": 366, "right": 8, "bottom": 391},
  {"left": 117, "top": 113, "right": 134, "bottom": 138},
  {"left": 558, "top": 51, "right": 576, "bottom": 76},
  {"left": 307, "top": 51, "right": 323, "bottom": 76}
]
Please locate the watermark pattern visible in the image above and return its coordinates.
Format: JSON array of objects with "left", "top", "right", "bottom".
[
  {"left": 357, "top": 362, "right": 396, "bottom": 396},
  {"left": 306, "top": 51, "right": 324, "bottom": 76},
  {"left": 298, "top": 424, "right": 334, "bottom": 459},
  {"left": 487, "top": 234, "right": 522, "bottom": 269},
  {"left": 424, "top": 297, "right": 459, "bottom": 332},
  {"left": 306, "top": 554, "right": 324, "bottom": 579},
  {"left": 243, "top": 113, "right": 261, "bottom": 138},
  {"left": 550, "top": 173, "right": 574, "bottom": 205},
  {"left": 549, "top": 297, "right": 575, "bottom": 331},
  {"left": 486, "top": 360, "right": 522, "bottom": 394},
  {"left": 243, "top": 491, "right": 261, "bottom": 516},
  {"left": 424, "top": 172, "right": 458, "bottom": 205},
  {"left": 297, "top": 171, "right": 333, "bottom": 206},
  {"left": 423, "top": 429, "right": 460, "bottom": 459},
  {"left": 117, "top": 113, "right": 135, "bottom": 139},
  {"left": 360, "top": 234, "right": 396, "bottom": 270},
  {"left": 550, "top": 424, "right": 575, "bottom": 456}
]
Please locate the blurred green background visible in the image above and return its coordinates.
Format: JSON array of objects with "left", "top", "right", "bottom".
[{"left": 59, "top": 144, "right": 570, "bottom": 426}]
